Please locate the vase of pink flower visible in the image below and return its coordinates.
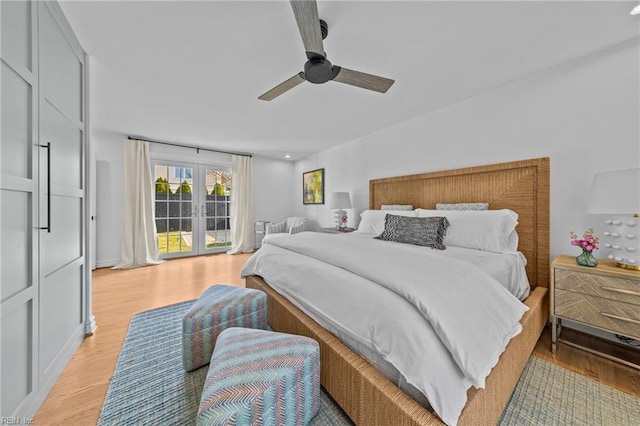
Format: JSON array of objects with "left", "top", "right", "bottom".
[{"left": 570, "top": 229, "right": 599, "bottom": 267}]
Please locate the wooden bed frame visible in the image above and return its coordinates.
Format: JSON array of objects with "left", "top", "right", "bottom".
[{"left": 247, "top": 157, "right": 550, "bottom": 425}]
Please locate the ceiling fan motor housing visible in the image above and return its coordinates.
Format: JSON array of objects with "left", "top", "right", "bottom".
[{"left": 304, "top": 57, "right": 340, "bottom": 84}]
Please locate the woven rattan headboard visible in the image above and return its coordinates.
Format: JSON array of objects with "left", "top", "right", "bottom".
[{"left": 369, "top": 157, "right": 550, "bottom": 287}]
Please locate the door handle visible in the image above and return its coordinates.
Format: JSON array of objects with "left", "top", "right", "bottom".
[
  {"left": 201, "top": 204, "right": 206, "bottom": 217},
  {"left": 39, "top": 142, "right": 51, "bottom": 233}
]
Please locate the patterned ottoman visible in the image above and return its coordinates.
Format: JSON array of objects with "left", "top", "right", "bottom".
[
  {"left": 197, "top": 327, "right": 320, "bottom": 426},
  {"left": 182, "top": 285, "right": 267, "bottom": 371}
]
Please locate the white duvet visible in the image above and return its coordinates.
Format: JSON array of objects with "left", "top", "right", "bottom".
[{"left": 241, "top": 232, "right": 528, "bottom": 425}]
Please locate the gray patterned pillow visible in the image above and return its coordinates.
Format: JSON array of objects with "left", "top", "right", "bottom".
[
  {"left": 436, "top": 203, "right": 489, "bottom": 211},
  {"left": 375, "top": 214, "right": 449, "bottom": 249}
]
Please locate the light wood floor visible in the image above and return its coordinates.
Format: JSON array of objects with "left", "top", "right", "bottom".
[
  {"left": 34, "top": 254, "right": 640, "bottom": 425},
  {"left": 33, "top": 253, "right": 251, "bottom": 425}
]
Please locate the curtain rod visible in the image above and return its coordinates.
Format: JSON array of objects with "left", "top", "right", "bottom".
[{"left": 127, "top": 136, "right": 252, "bottom": 158}]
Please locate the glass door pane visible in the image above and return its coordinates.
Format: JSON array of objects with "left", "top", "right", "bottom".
[
  {"left": 201, "top": 168, "right": 232, "bottom": 254},
  {"left": 154, "top": 163, "right": 196, "bottom": 257}
]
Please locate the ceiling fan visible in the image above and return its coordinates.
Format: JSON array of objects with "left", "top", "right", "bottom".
[{"left": 258, "top": 0, "right": 395, "bottom": 101}]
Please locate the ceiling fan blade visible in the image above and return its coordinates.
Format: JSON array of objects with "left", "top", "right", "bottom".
[
  {"left": 290, "top": 0, "right": 325, "bottom": 58},
  {"left": 333, "top": 67, "right": 394, "bottom": 94},
  {"left": 258, "top": 72, "right": 306, "bottom": 101}
]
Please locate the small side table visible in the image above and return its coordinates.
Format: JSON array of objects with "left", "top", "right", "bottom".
[
  {"left": 551, "top": 254, "right": 640, "bottom": 369},
  {"left": 317, "top": 227, "right": 356, "bottom": 234}
]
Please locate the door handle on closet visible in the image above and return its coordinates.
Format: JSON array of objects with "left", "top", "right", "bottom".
[{"left": 39, "top": 142, "right": 51, "bottom": 233}]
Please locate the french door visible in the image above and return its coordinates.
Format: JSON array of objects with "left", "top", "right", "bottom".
[{"left": 153, "top": 161, "right": 231, "bottom": 258}]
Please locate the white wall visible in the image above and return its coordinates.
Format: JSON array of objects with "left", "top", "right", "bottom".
[
  {"left": 253, "top": 155, "right": 295, "bottom": 225},
  {"left": 93, "top": 131, "right": 294, "bottom": 267},
  {"left": 293, "top": 39, "right": 640, "bottom": 264},
  {"left": 94, "top": 130, "right": 123, "bottom": 267}
]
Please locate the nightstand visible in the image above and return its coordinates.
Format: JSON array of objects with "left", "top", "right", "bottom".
[
  {"left": 317, "top": 227, "right": 355, "bottom": 234},
  {"left": 551, "top": 254, "right": 640, "bottom": 368}
]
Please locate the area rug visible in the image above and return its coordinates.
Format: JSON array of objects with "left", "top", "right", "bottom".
[
  {"left": 499, "top": 356, "right": 639, "bottom": 425},
  {"left": 98, "top": 300, "right": 640, "bottom": 425}
]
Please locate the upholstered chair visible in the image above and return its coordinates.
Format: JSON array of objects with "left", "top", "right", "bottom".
[{"left": 262, "top": 217, "right": 307, "bottom": 244}]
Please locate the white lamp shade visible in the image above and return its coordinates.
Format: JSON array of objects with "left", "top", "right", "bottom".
[
  {"left": 328, "top": 192, "right": 352, "bottom": 209},
  {"left": 587, "top": 168, "right": 640, "bottom": 215}
]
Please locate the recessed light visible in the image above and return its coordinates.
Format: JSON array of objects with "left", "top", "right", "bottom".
[
  {"left": 632, "top": 5, "right": 640, "bottom": 15},
  {"left": 285, "top": 155, "right": 291, "bottom": 159}
]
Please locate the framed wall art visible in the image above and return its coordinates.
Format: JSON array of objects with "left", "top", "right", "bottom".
[{"left": 302, "top": 168, "right": 324, "bottom": 205}]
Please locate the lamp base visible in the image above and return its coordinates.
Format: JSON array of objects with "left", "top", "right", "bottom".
[
  {"left": 603, "top": 215, "right": 639, "bottom": 270},
  {"left": 334, "top": 209, "right": 348, "bottom": 230}
]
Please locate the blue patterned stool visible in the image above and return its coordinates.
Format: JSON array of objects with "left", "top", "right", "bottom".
[
  {"left": 182, "top": 285, "right": 267, "bottom": 371},
  {"left": 197, "top": 327, "right": 320, "bottom": 426}
]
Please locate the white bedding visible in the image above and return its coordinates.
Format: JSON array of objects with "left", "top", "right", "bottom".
[
  {"left": 442, "top": 246, "right": 530, "bottom": 300},
  {"left": 241, "top": 232, "right": 529, "bottom": 425}
]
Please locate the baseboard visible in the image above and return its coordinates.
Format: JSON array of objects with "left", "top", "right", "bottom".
[
  {"left": 95, "top": 259, "right": 119, "bottom": 268},
  {"left": 85, "top": 315, "right": 97, "bottom": 335}
]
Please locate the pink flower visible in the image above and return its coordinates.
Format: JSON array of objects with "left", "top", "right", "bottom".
[{"left": 569, "top": 229, "right": 599, "bottom": 253}]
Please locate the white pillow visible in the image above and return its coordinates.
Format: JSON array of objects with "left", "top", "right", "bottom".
[
  {"left": 381, "top": 204, "right": 414, "bottom": 211},
  {"left": 356, "top": 209, "right": 417, "bottom": 235},
  {"left": 436, "top": 203, "right": 488, "bottom": 211},
  {"left": 415, "top": 208, "right": 519, "bottom": 253}
]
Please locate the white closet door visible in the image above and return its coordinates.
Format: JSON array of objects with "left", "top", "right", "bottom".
[
  {"left": 1, "top": 0, "right": 39, "bottom": 417},
  {"left": 37, "top": 1, "right": 86, "bottom": 390},
  {"left": 1, "top": 1, "right": 87, "bottom": 418}
]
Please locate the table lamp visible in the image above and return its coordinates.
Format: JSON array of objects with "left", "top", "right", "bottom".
[
  {"left": 329, "top": 192, "right": 352, "bottom": 230},
  {"left": 587, "top": 168, "right": 640, "bottom": 270}
]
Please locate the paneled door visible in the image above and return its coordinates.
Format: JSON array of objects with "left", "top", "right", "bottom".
[
  {"left": 1, "top": 1, "right": 87, "bottom": 418},
  {"left": 37, "top": 1, "right": 86, "bottom": 396},
  {"left": 1, "top": 1, "right": 40, "bottom": 416},
  {"left": 153, "top": 162, "right": 231, "bottom": 258}
]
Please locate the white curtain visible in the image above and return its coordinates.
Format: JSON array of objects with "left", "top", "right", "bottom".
[
  {"left": 227, "top": 155, "right": 254, "bottom": 254},
  {"left": 113, "top": 139, "right": 164, "bottom": 269}
]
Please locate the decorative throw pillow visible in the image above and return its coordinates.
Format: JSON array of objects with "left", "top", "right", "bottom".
[
  {"left": 375, "top": 214, "right": 449, "bottom": 249},
  {"left": 381, "top": 204, "right": 414, "bottom": 211},
  {"left": 436, "top": 203, "right": 489, "bottom": 211}
]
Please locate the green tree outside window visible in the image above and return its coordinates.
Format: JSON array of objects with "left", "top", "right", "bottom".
[{"left": 175, "top": 180, "right": 192, "bottom": 194}]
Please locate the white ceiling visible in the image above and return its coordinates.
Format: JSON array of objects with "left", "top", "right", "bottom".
[{"left": 59, "top": 1, "right": 639, "bottom": 160}]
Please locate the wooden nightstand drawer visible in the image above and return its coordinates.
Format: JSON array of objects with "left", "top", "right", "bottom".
[
  {"left": 555, "top": 289, "right": 640, "bottom": 340},
  {"left": 555, "top": 269, "right": 640, "bottom": 307}
]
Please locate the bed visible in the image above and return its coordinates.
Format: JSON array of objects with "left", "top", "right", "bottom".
[{"left": 244, "top": 157, "right": 550, "bottom": 425}]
